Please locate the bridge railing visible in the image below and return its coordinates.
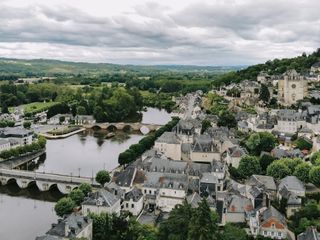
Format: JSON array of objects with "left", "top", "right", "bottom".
[{"left": 0, "top": 168, "right": 94, "bottom": 184}]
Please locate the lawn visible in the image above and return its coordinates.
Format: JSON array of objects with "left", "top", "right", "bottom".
[{"left": 10, "top": 101, "right": 60, "bottom": 114}]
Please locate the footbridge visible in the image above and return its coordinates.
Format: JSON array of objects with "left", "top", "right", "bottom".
[
  {"left": 84, "top": 122, "right": 164, "bottom": 133},
  {"left": 0, "top": 168, "right": 99, "bottom": 194}
]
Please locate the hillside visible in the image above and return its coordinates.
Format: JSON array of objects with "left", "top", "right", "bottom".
[
  {"left": 214, "top": 48, "right": 320, "bottom": 86},
  {"left": 0, "top": 58, "right": 242, "bottom": 78}
]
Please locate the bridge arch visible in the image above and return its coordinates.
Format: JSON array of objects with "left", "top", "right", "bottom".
[
  {"left": 107, "top": 125, "right": 117, "bottom": 132},
  {"left": 92, "top": 125, "right": 102, "bottom": 130},
  {"left": 123, "top": 125, "right": 133, "bottom": 132},
  {"left": 57, "top": 183, "right": 78, "bottom": 194},
  {"left": 36, "top": 181, "right": 56, "bottom": 192},
  {"left": 16, "top": 179, "right": 35, "bottom": 189}
]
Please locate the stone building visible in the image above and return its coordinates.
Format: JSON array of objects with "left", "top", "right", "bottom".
[{"left": 278, "top": 69, "right": 308, "bottom": 106}]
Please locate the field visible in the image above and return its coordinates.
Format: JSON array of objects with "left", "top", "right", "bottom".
[{"left": 9, "top": 101, "right": 59, "bottom": 114}]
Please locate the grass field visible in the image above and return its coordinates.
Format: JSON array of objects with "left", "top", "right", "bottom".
[{"left": 10, "top": 101, "right": 59, "bottom": 114}]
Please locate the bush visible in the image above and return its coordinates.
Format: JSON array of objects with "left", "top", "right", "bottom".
[
  {"left": 309, "top": 166, "right": 320, "bottom": 187},
  {"left": 69, "top": 189, "right": 85, "bottom": 205},
  {"left": 54, "top": 197, "right": 76, "bottom": 217}
]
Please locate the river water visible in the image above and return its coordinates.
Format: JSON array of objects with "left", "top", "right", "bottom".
[{"left": 0, "top": 108, "right": 171, "bottom": 240}]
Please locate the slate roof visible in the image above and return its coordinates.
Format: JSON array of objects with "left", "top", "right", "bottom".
[
  {"left": 150, "top": 157, "right": 187, "bottom": 174},
  {"left": 279, "top": 176, "right": 305, "bottom": 193},
  {"left": 82, "top": 189, "right": 119, "bottom": 207},
  {"left": 156, "top": 132, "right": 180, "bottom": 144},
  {"left": 124, "top": 187, "right": 143, "bottom": 202},
  {"left": 298, "top": 227, "right": 320, "bottom": 240},
  {"left": 159, "top": 173, "right": 188, "bottom": 190},
  {"left": 46, "top": 213, "right": 92, "bottom": 238},
  {"left": 226, "top": 194, "right": 253, "bottom": 213},
  {"left": 0, "top": 127, "right": 33, "bottom": 138},
  {"left": 200, "top": 172, "right": 218, "bottom": 184},
  {"left": 187, "top": 192, "right": 202, "bottom": 208},
  {"left": 113, "top": 166, "right": 136, "bottom": 188},
  {"left": 228, "top": 146, "right": 247, "bottom": 158},
  {"left": 247, "top": 175, "right": 277, "bottom": 191},
  {"left": 192, "top": 135, "right": 218, "bottom": 152},
  {"left": 260, "top": 206, "right": 286, "bottom": 226}
]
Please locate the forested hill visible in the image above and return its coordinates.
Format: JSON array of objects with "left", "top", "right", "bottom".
[
  {"left": 214, "top": 48, "right": 320, "bottom": 86},
  {"left": 0, "top": 58, "right": 241, "bottom": 78}
]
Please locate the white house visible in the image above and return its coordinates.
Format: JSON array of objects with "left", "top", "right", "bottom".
[
  {"left": 0, "top": 139, "right": 10, "bottom": 152},
  {"left": 122, "top": 187, "right": 144, "bottom": 216},
  {"left": 156, "top": 173, "right": 188, "bottom": 212},
  {"left": 82, "top": 189, "right": 121, "bottom": 216},
  {"left": 0, "top": 127, "right": 33, "bottom": 146},
  {"left": 74, "top": 115, "right": 96, "bottom": 125},
  {"left": 190, "top": 135, "right": 220, "bottom": 163},
  {"left": 275, "top": 109, "right": 305, "bottom": 134},
  {"left": 224, "top": 146, "right": 248, "bottom": 168},
  {"left": 48, "top": 114, "right": 73, "bottom": 125},
  {"left": 154, "top": 132, "right": 181, "bottom": 160}
]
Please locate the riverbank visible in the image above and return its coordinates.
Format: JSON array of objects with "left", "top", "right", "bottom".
[
  {"left": 39, "top": 127, "right": 85, "bottom": 139},
  {"left": 0, "top": 149, "right": 46, "bottom": 169}
]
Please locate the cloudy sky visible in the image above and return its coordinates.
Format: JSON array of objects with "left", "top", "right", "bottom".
[{"left": 0, "top": 0, "right": 319, "bottom": 65}]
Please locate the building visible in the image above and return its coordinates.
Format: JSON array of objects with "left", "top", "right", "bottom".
[
  {"left": 74, "top": 115, "right": 96, "bottom": 125},
  {"left": 250, "top": 206, "right": 287, "bottom": 239},
  {"left": 122, "top": 187, "right": 144, "bottom": 216},
  {"left": 223, "top": 146, "right": 248, "bottom": 168},
  {"left": 190, "top": 135, "right": 220, "bottom": 163},
  {"left": 154, "top": 132, "right": 181, "bottom": 160},
  {"left": 82, "top": 189, "right": 121, "bottom": 216},
  {"left": 275, "top": 109, "right": 305, "bottom": 134},
  {"left": 36, "top": 213, "right": 93, "bottom": 240},
  {"left": 0, "top": 127, "right": 33, "bottom": 146},
  {"left": 278, "top": 69, "right": 308, "bottom": 106},
  {"left": 0, "top": 139, "right": 10, "bottom": 152},
  {"left": 311, "top": 62, "right": 320, "bottom": 75},
  {"left": 278, "top": 176, "right": 306, "bottom": 198},
  {"left": 298, "top": 227, "right": 320, "bottom": 240},
  {"left": 48, "top": 114, "right": 73, "bottom": 125}
]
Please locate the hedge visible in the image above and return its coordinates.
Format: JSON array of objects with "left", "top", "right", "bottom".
[{"left": 118, "top": 117, "right": 179, "bottom": 165}]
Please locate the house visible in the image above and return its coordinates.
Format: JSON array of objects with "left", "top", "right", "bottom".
[
  {"left": 122, "top": 187, "right": 144, "bottom": 216},
  {"left": 48, "top": 114, "right": 73, "bottom": 125},
  {"left": 199, "top": 172, "right": 220, "bottom": 197},
  {"left": 275, "top": 109, "right": 305, "bottom": 134},
  {"left": 246, "top": 175, "right": 277, "bottom": 200},
  {"left": 156, "top": 173, "right": 188, "bottom": 212},
  {"left": 0, "top": 127, "right": 33, "bottom": 146},
  {"left": 36, "top": 213, "right": 93, "bottom": 240},
  {"left": 190, "top": 135, "right": 220, "bottom": 163},
  {"left": 223, "top": 146, "right": 248, "bottom": 168},
  {"left": 278, "top": 69, "right": 308, "bottom": 106},
  {"left": 0, "top": 139, "right": 10, "bottom": 152},
  {"left": 311, "top": 62, "right": 320, "bottom": 75},
  {"left": 278, "top": 176, "right": 306, "bottom": 198},
  {"left": 250, "top": 206, "right": 287, "bottom": 239},
  {"left": 218, "top": 193, "right": 253, "bottom": 225},
  {"left": 298, "top": 227, "right": 320, "bottom": 240},
  {"left": 82, "top": 189, "right": 121, "bottom": 216},
  {"left": 174, "top": 119, "right": 202, "bottom": 143},
  {"left": 154, "top": 132, "right": 181, "bottom": 160},
  {"left": 113, "top": 166, "right": 137, "bottom": 192},
  {"left": 74, "top": 115, "right": 96, "bottom": 125}
]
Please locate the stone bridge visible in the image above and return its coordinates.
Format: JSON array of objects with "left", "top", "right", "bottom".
[
  {"left": 0, "top": 168, "right": 99, "bottom": 194},
  {"left": 84, "top": 122, "right": 164, "bottom": 133}
]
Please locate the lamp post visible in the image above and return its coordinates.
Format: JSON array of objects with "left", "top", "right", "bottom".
[{"left": 78, "top": 168, "right": 81, "bottom": 177}]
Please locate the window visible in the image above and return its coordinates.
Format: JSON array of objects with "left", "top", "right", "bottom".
[
  {"left": 131, "top": 204, "right": 134, "bottom": 208},
  {"left": 126, "top": 203, "right": 128, "bottom": 208},
  {"left": 263, "top": 231, "right": 267, "bottom": 236},
  {"left": 278, "top": 232, "right": 282, "bottom": 237},
  {"left": 272, "top": 223, "right": 275, "bottom": 228}
]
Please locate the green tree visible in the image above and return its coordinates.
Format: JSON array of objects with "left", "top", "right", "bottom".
[
  {"left": 259, "top": 154, "right": 275, "bottom": 172},
  {"left": 309, "top": 166, "right": 320, "bottom": 187},
  {"left": 218, "top": 111, "right": 237, "bottom": 129},
  {"left": 78, "top": 183, "right": 92, "bottom": 196},
  {"left": 220, "top": 223, "right": 248, "bottom": 240},
  {"left": 23, "top": 121, "right": 31, "bottom": 129},
  {"left": 238, "top": 156, "right": 261, "bottom": 178},
  {"left": 245, "top": 132, "right": 277, "bottom": 155},
  {"left": 293, "top": 163, "right": 312, "bottom": 183},
  {"left": 201, "top": 119, "right": 212, "bottom": 134},
  {"left": 267, "top": 161, "right": 291, "bottom": 179},
  {"left": 69, "top": 189, "right": 85, "bottom": 205},
  {"left": 159, "top": 201, "right": 193, "bottom": 240},
  {"left": 294, "top": 138, "right": 313, "bottom": 150},
  {"left": 90, "top": 212, "right": 113, "bottom": 240},
  {"left": 54, "top": 197, "right": 76, "bottom": 217},
  {"left": 259, "top": 84, "right": 270, "bottom": 103},
  {"left": 76, "top": 106, "right": 87, "bottom": 115},
  {"left": 188, "top": 199, "right": 218, "bottom": 240},
  {"left": 310, "top": 151, "right": 320, "bottom": 164},
  {"left": 95, "top": 170, "right": 111, "bottom": 187}
]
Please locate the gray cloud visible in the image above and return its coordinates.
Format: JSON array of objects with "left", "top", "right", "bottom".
[{"left": 0, "top": 0, "right": 319, "bottom": 65}]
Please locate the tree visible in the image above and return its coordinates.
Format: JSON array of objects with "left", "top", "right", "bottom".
[
  {"left": 54, "top": 197, "right": 76, "bottom": 217},
  {"left": 95, "top": 170, "right": 110, "bottom": 187},
  {"left": 293, "top": 163, "right": 312, "bottom": 183},
  {"left": 238, "top": 156, "right": 261, "bottom": 178},
  {"left": 218, "top": 111, "right": 237, "bottom": 129},
  {"left": 309, "top": 166, "right": 320, "bottom": 187},
  {"left": 188, "top": 199, "right": 218, "bottom": 240},
  {"left": 1, "top": 102, "right": 9, "bottom": 114},
  {"left": 90, "top": 212, "right": 113, "bottom": 240},
  {"left": 78, "top": 183, "right": 92, "bottom": 196},
  {"left": 201, "top": 119, "right": 212, "bottom": 134},
  {"left": 76, "top": 106, "right": 87, "bottom": 115},
  {"left": 23, "top": 121, "right": 31, "bottom": 129},
  {"left": 294, "top": 138, "right": 313, "bottom": 150},
  {"left": 310, "top": 151, "right": 320, "bottom": 164},
  {"left": 245, "top": 132, "right": 277, "bottom": 155},
  {"left": 259, "top": 154, "right": 275, "bottom": 172},
  {"left": 69, "top": 189, "right": 85, "bottom": 205},
  {"left": 220, "top": 223, "right": 248, "bottom": 240},
  {"left": 158, "top": 201, "right": 193, "bottom": 240},
  {"left": 267, "top": 161, "right": 291, "bottom": 179},
  {"left": 259, "top": 84, "right": 270, "bottom": 103}
]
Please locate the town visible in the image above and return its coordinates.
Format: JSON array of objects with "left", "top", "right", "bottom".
[{"left": 0, "top": 57, "right": 320, "bottom": 240}]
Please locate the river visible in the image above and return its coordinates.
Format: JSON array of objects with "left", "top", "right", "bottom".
[{"left": 0, "top": 107, "right": 171, "bottom": 240}]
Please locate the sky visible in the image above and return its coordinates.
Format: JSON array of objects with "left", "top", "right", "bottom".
[{"left": 0, "top": 0, "right": 319, "bottom": 65}]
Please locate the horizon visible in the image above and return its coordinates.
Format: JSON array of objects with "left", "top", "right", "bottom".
[{"left": 0, "top": 0, "right": 319, "bottom": 65}]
